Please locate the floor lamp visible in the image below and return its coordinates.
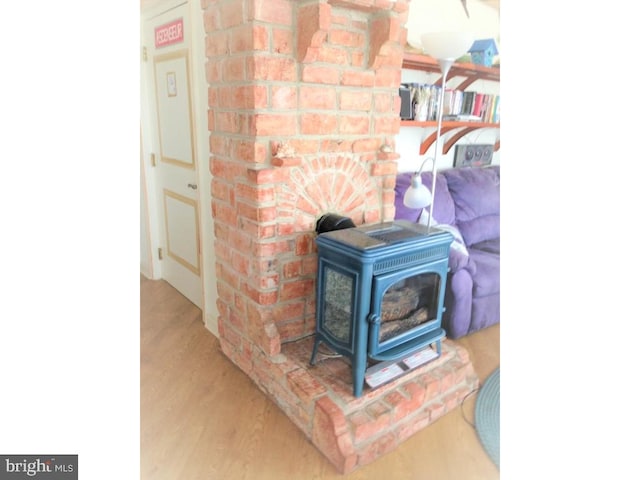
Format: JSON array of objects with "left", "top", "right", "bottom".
[{"left": 403, "top": 31, "right": 473, "bottom": 233}]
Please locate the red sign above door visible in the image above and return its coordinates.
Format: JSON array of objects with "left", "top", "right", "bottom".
[{"left": 155, "top": 18, "right": 184, "bottom": 48}]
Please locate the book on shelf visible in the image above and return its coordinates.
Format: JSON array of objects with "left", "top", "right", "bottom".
[
  {"left": 492, "top": 96, "right": 500, "bottom": 123},
  {"left": 427, "top": 85, "right": 439, "bottom": 121},
  {"left": 453, "top": 90, "right": 463, "bottom": 116},
  {"left": 443, "top": 89, "right": 470, "bottom": 117},
  {"left": 472, "top": 93, "right": 485, "bottom": 117},
  {"left": 442, "top": 114, "right": 482, "bottom": 122},
  {"left": 461, "top": 91, "right": 476, "bottom": 115},
  {"left": 488, "top": 96, "right": 498, "bottom": 123},
  {"left": 479, "top": 94, "right": 490, "bottom": 121},
  {"left": 443, "top": 88, "right": 453, "bottom": 116},
  {"left": 398, "top": 82, "right": 499, "bottom": 124}
]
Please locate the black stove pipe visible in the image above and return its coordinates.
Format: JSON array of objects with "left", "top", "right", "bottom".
[{"left": 315, "top": 213, "right": 355, "bottom": 235}]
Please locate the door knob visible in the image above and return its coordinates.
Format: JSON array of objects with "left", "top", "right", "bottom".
[{"left": 187, "top": 183, "right": 198, "bottom": 190}]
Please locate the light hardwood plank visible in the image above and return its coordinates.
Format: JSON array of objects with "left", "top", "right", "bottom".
[{"left": 140, "top": 275, "right": 500, "bottom": 479}]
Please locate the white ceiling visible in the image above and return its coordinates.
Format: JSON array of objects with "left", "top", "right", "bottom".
[
  {"left": 405, "top": 0, "right": 500, "bottom": 49},
  {"left": 141, "top": 0, "right": 499, "bottom": 14},
  {"left": 140, "top": 0, "right": 162, "bottom": 11}
]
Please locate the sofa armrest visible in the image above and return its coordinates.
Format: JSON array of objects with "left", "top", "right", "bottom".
[
  {"left": 443, "top": 268, "right": 474, "bottom": 339},
  {"left": 448, "top": 248, "right": 476, "bottom": 276}
]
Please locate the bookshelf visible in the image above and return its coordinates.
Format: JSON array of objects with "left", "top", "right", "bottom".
[{"left": 401, "top": 52, "right": 500, "bottom": 154}]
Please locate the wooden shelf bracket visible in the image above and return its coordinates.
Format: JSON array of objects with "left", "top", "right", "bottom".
[{"left": 412, "top": 122, "right": 500, "bottom": 155}]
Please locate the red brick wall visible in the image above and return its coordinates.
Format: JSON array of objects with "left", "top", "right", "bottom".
[{"left": 203, "top": 0, "right": 411, "bottom": 368}]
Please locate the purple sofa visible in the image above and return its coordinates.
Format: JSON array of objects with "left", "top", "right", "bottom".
[{"left": 394, "top": 166, "right": 500, "bottom": 338}]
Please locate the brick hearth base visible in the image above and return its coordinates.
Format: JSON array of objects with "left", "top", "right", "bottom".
[{"left": 227, "top": 336, "right": 479, "bottom": 474}]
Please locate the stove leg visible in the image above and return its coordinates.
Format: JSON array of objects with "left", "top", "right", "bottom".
[
  {"left": 310, "top": 337, "right": 320, "bottom": 365},
  {"left": 352, "top": 353, "right": 367, "bottom": 398}
]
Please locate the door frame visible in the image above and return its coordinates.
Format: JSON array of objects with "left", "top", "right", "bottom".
[{"left": 140, "top": 0, "right": 219, "bottom": 335}]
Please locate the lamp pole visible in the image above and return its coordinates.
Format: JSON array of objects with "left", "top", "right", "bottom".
[
  {"left": 404, "top": 31, "right": 472, "bottom": 227},
  {"left": 426, "top": 58, "right": 453, "bottom": 233}
]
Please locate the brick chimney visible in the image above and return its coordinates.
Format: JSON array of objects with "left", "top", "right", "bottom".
[
  {"left": 203, "top": 0, "right": 409, "bottom": 366},
  {"left": 201, "top": 3, "right": 481, "bottom": 473}
]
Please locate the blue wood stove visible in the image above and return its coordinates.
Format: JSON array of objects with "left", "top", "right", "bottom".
[{"left": 310, "top": 220, "right": 453, "bottom": 397}]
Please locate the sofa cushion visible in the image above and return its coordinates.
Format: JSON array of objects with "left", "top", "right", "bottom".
[
  {"left": 394, "top": 171, "right": 456, "bottom": 225},
  {"left": 458, "top": 214, "right": 500, "bottom": 247},
  {"left": 442, "top": 166, "right": 500, "bottom": 246}
]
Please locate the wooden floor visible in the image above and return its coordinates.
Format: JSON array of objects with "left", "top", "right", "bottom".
[{"left": 141, "top": 275, "right": 500, "bottom": 479}]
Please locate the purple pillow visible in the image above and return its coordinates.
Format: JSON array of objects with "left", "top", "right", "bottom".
[
  {"left": 442, "top": 167, "right": 500, "bottom": 221},
  {"left": 458, "top": 214, "right": 500, "bottom": 246}
]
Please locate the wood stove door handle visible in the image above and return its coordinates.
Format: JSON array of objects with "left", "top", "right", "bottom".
[{"left": 367, "top": 313, "right": 380, "bottom": 325}]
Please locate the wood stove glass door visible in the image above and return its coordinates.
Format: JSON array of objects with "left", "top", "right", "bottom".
[
  {"left": 369, "top": 264, "right": 443, "bottom": 355},
  {"left": 320, "top": 265, "right": 357, "bottom": 347}
]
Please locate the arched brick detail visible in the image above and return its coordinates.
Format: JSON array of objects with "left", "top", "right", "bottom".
[{"left": 278, "top": 157, "right": 377, "bottom": 230}]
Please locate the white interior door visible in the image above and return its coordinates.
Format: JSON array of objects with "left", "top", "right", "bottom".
[{"left": 143, "top": 3, "right": 203, "bottom": 308}]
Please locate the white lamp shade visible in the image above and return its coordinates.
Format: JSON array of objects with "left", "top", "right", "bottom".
[
  {"left": 421, "top": 31, "right": 473, "bottom": 60},
  {"left": 405, "top": 0, "right": 499, "bottom": 51},
  {"left": 403, "top": 174, "right": 432, "bottom": 209}
]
